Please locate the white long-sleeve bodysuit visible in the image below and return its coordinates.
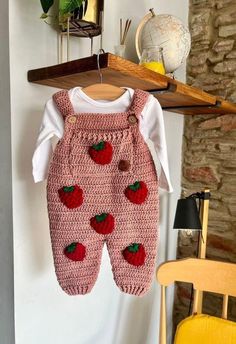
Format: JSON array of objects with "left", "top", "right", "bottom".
[{"left": 32, "top": 87, "right": 173, "bottom": 192}]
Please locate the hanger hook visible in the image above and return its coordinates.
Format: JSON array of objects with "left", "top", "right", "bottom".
[{"left": 97, "top": 48, "right": 105, "bottom": 83}]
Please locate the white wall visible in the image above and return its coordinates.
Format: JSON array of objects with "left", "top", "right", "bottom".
[
  {"left": 0, "top": 0, "right": 15, "bottom": 343},
  {"left": 9, "top": 1, "right": 188, "bottom": 343}
]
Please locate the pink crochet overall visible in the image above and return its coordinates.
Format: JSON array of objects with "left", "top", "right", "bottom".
[{"left": 47, "top": 89, "right": 159, "bottom": 296}]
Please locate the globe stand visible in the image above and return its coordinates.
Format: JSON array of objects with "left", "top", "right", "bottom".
[{"left": 165, "top": 72, "right": 175, "bottom": 79}]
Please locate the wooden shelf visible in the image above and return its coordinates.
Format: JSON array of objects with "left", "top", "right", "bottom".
[{"left": 28, "top": 53, "right": 236, "bottom": 115}]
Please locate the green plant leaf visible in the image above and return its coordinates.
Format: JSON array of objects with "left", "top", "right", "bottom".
[
  {"left": 40, "top": 0, "right": 54, "bottom": 14},
  {"left": 59, "top": 0, "right": 84, "bottom": 15},
  {"left": 40, "top": 13, "right": 48, "bottom": 19}
]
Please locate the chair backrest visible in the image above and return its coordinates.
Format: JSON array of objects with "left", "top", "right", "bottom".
[{"left": 156, "top": 258, "right": 236, "bottom": 344}]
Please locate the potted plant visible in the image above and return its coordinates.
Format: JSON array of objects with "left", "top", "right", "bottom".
[
  {"left": 39, "top": 0, "right": 103, "bottom": 60},
  {"left": 40, "top": 0, "right": 85, "bottom": 29}
]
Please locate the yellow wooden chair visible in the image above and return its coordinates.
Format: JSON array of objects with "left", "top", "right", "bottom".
[{"left": 156, "top": 258, "right": 236, "bottom": 344}]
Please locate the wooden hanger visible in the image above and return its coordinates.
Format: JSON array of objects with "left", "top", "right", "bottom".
[
  {"left": 82, "top": 49, "right": 126, "bottom": 101},
  {"left": 82, "top": 83, "right": 126, "bottom": 101}
]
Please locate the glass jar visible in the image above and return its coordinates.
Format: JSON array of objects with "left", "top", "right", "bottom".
[
  {"left": 139, "top": 46, "right": 166, "bottom": 75},
  {"left": 114, "top": 44, "right": 126, "bottom": 58}
]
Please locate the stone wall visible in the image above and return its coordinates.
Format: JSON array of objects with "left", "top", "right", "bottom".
[{"left": 173, "top": 0, "right": 236, "bottom": 330}]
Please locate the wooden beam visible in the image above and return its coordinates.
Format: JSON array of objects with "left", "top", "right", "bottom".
[
  {"left": 28, "top": 53, "right": 167, "bottom": 91},
  {"left": 27, "top": 53, "right": 236, "bottom": 115}
]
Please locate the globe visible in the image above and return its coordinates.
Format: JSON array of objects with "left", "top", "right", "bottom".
[{"left": 136, "top": 9, "right": 191, "bottom": 73}]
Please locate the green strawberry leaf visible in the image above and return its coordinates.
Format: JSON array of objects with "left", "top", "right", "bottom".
[
  {"left": 95, "top": 213, "right": 108, "bottom": 223},
  {"left": 92, "top": 141, "right": 105, "bottom": 151},
  {"left": 66, "top": 242, "right": 77, "bottom": 253},
  {"left": 129, "top": 181, "right": 140, "bottom": 191},
  {"left": 128, "top": 243, "right": 139, "bottom": 253},
  {"left": 63, "top": 186, "right": 75, "bottom": 193}
]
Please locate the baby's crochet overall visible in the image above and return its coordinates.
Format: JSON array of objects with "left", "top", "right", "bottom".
[{"left": 47, "top": 89, "right": 159, "bottom": 296}]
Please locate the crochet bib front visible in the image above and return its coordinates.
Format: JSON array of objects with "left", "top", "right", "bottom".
[{"left": 47, "top": 88, "right": 159, "bottom": 296}]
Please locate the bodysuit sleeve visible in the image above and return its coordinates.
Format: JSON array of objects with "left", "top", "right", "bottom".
[
  {"left": 140, "top": 95, "right": 173, "bottom": 193},
  {"left": 32, "top": 98, "right": 64, "bottom": 183}
]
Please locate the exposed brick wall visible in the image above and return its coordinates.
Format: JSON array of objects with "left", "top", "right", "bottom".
[{"left": 173, "top": 0, "right": 236, "bottom": 330}]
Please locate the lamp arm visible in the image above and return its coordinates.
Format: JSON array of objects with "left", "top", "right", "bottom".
[
  {"left": 188, "top": 191, "right": 211, "bottom": 200},
  {"left": 193, "top": 188, "right": 210, "bottom": 314}
]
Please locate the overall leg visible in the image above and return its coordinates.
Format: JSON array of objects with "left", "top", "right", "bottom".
[
  {"left": 106, "top": 173, "right": 159, "bottom": 296},
  {"left": 47, "top": 175, "right": 104, "bottom": 295}
]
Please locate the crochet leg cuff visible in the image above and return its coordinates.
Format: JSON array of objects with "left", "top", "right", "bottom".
[
  {"left": 118, "top": 284, "right": 149, "bottom": 296},
  {"left": 62, "top": 285, "right": 93, "bottom": 295}
]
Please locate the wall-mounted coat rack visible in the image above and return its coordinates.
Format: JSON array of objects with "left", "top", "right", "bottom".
[{"left": 27, "top": 53, "right": 236, "bottom": 116}]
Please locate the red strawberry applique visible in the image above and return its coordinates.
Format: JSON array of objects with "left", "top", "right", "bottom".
[
  {"left": 123, "top": 243, "right": 146, "bottom": 266},
  {"left": 88, "top": 141, "right": 113, "bottom": 165},
  {"left": 58, "top": 185, "right": 83, "bottom": 209},
  {"left": 124, "top": 181, "right": 148, "bottom": 204},
  {"left": 90, "top": 213, "right": 115, "bottom": 234},
  {"left": 64, "top": 242, "right": 86, "bottom": 261}
]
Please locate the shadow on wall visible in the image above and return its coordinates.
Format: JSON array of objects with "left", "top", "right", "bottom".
[
  {"left": 113, "top": 283, "right": 158, "bottom": 344},
  {"left": 16, "top": 101, "right": 53, "bottom": 276}
]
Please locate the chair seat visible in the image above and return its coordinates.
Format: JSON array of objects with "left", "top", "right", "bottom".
[{"left": 174, "top": 314, "right": 236, "bottom": 344}]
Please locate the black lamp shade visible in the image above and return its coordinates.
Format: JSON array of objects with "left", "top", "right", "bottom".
[{"left": 173, "top": 198, "right": 202, "bottom": 230}]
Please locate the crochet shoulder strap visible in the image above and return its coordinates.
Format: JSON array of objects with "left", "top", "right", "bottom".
[
  {"left": 52, "top": 90, "right": 74, "bottom": 119},
  {"left": 128, "top": 89, "right": 150, "bottom": 117}
]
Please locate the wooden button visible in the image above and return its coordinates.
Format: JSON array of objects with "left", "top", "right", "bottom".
[
  {"left": 128, "top": 114, "right": 138, "bottom": 124},
  {"left": 118, "top": 160, "right": 130, "bottom": 172},
  {"left": 68, "top": 116, "right": 77, "bottom": 124}
]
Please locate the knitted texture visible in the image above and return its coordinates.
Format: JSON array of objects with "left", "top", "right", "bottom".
[{"left": 47, "top": 89, "right": 159, "bottom": 296}]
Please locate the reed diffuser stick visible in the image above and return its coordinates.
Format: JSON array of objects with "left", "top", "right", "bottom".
[
  {"left": 120, "top": 18, "right": 122, "bottom": 45},
  {"left": 122, "top": 20, "right": 128, "bottom": 44},
  {"left": 123, "top": 19, "right": 131, "bottom": 44},
  {"left": 120, "top": 18, "right": 132, "bottom": 45}
]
